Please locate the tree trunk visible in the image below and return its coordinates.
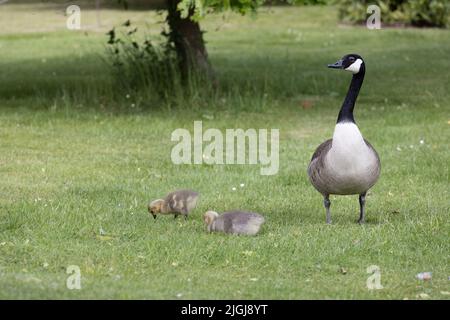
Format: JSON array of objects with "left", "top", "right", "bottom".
[{"left": 166, "top": 0, "right": 215, "bottom": 83}]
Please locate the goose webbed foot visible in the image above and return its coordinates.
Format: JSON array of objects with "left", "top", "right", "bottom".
[
  {"left": 358, "top": 192, "right": 367, "bottom": 224},
  {"left": 323, "top": 196, "right": 331, "bottom": 224}
]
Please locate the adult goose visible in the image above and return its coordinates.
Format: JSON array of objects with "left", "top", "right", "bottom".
[{"left": 308, "top": 54, "right": 380, "bottom": 224}]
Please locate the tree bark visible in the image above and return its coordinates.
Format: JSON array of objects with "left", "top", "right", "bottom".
[{"left": 166, "top": 0, "right": 215, "bottom": 82}]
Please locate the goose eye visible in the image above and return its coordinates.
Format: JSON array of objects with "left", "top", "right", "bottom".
[{"left": 349, "top": 56, "right": 355, "bottom": 62}]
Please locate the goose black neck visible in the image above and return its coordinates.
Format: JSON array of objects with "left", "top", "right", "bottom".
[{"left": 337, "top": 67, "right": 365, "bottom": 124}]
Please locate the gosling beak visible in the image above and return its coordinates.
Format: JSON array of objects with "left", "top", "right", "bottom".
[{"left": 327, "top": 59, "right": 344, "bottom": 69}]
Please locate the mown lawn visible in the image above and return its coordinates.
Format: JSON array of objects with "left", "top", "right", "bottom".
[{"left": 0, "top": 3, "right": 449, "bottom": 299}]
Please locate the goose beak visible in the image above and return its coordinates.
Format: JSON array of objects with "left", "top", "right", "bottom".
[
  {"left": 328, "top": 59, "right": 344, "bottom": 69},
  {"left": 152, "top": 214, "right": 157, "bottom": 219}
]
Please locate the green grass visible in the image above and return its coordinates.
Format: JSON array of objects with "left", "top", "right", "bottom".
[{"left": 0, "top": 3, "right": 449, "bottom": 299}]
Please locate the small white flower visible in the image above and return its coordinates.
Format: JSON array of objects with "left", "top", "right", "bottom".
[
  {"left": 232, "top": 187, "right": 236, "bottom": 191},
  {"left": 240, "top": 183, "right": 245, "bottom": 188},
  {"left": 176, "top": 293, "right": 183, "bottom": 298},
  {"left": 419, "top": 139, "right": 424, "bottom": 145},
  {"left": 396, "top": 146, "right": 402, "bottom": 151},
  {"left": 409, "top": 145, "right": 414, "bottom": 149},
  {"left": 43, "top": 262, "right": 49, "bottom": 268},
  {"left": 131, "top": 103, "right": 135, "bottom": 108},
  {"left": 126, "top": 94, "right": 130, "bottom": 99},
  {"left": 249, "top": 278, "right": 258, "bottom": 282}
]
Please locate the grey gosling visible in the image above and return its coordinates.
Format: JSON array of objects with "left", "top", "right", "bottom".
[
  {"left": 148, "top": 190, "right": 199, "bottom": 220},
  {"left": 203, "top": 211, "right": 265, "bottom": 236},
  {"left": 308, "top": 54, "right": 381, "bottom": 224}
]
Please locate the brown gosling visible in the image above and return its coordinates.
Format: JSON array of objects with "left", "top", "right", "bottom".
[
  {"left": 203, "top": 210, "right": 265, "bottom": 236},
  {"left": 148, "top": 190, "right": 200, "bottom": 220}
]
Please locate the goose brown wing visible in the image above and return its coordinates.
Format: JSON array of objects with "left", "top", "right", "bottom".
[
  {"left": 307, "top": 139, "right": 332, "bottom": 195},
  {"left": 363, "top": 138, "right": 381, "bottom": 176},
  {"left": 310, "top": 139, "right": 332, "bottom": 162}
]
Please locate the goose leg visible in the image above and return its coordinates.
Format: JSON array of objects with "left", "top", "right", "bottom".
[
  {"left": 358, "top": 192, "right": 367, "bottom": 224},
  {"left": 174, "top": 214, "right": 179, "bottom": 220},
  {"left": 181, "top": 207, "right": 188, "bottom": 220},
  {"left": 323, "top": 195, "right": 331, "bottom": 224}
]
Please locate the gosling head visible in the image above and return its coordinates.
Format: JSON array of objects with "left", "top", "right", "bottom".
[
  {"left": 203, "top": 211, "right": 219, "bottom": 231},
  {"left": 328, "top": 54, "right": 365, "bottom": 74},
  {"left": 148, "top": 199, "right": 164, "bottom": 219}
]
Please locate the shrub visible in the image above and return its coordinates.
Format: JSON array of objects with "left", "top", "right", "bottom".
[
  {"left": 106, "top": 20, "right": 184, "bottom": 104},
  {"left": 406, "top": 0, "right": 449, "bottom": 27},
  {"left": 336, "top": 0, "right": 449, "bottom": 28}
]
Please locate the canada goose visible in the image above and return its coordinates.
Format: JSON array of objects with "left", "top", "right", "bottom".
[
  {"left": 203, "top": 210, "right": 265, "bottom": 235},
  {"left": 148, "top": 189, "right": 199, "bottom": 220},
  {"left": 308, "top": 54, "right": 380, "bottom": 224}
]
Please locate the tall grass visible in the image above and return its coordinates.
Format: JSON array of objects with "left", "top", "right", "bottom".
[{"left": 105, "top": 20, "right": 222, "bottom": 110}]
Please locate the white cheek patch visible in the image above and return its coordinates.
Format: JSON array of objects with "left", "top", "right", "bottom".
[{"left": 345, "top": 58, "right": 363, "bottom": 74}]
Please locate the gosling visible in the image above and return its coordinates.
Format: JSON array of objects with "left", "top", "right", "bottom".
[
  {"left": 148, "top": 190, "right": 200, "bottom": 220},
  {"left": 203, "top": 210, "right": 265, "bottom": 236}
]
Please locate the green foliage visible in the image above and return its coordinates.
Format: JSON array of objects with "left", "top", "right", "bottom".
[
  {"left": 406, "top": 0, "right": 449, "bottom": 27},
  {"left": 177, "top": 0, "right": 329, "bottom": 21},
  {"left": 337, "top": 0, "right": 449, "bottom": 27},
  {"left": 177, "top": 0, "right": 206, "bottom": 21}
]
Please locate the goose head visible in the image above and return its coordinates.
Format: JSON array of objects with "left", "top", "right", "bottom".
[
  {"left": 328, "top": 54, "right": 365, "bottom": 74},
  {"left": 148, "top": 199, "right": 164, "bottom": 219},
  {"left": 203, "top": 210, "right": 219, "bottom": 231}
]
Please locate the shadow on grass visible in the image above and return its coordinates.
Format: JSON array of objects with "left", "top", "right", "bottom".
[
  {"left": 0, "top": 39, "right": 445, "bottom": 113},
  {"left": 0, "top": 49, "right": 343, "bottom": 110}
]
